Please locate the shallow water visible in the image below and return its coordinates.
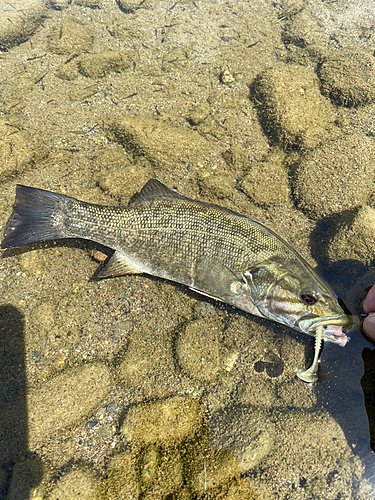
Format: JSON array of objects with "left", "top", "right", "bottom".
[{"left": 1, "top": 0, "right": 375, "bottom": 498}]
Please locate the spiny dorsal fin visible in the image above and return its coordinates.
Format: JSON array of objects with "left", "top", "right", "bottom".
[{"left": 128, "top": 179, "right": 187, "bottom": 206}]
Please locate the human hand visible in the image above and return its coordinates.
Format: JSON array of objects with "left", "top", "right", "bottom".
[{"left": 362, "top": 284, "right": 375, "bottom": 341}]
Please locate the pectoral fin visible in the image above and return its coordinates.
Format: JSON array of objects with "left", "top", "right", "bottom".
[
  {"left": 188, "top": 259, "right": 263, "bottom": 317},
  {"left": 192, "top": 259, "right": 243, "bottom": 300},
  {"left": 98, "top": 251, "right": 142, "bottom": 278}
]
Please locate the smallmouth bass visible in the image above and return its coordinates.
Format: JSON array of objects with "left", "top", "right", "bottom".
[{"left": 1, "top": 179, "right": 349, "bottom": 382}]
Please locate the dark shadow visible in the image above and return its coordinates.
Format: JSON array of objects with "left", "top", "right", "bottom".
[
  {"left": 0, "top": 305, "right": 41, "bottom": 499},
  {"left": 361, "top": 348, "right": 375, "bottom": 452},
  {"left": 248, "top": 75, "right": 277, "bottom": 147},
  {"left": 309, "top": 212, "right": 368, "bottom": 287},
  {"left": 307, "top": 271, "right": 375, "bottom": 486}
]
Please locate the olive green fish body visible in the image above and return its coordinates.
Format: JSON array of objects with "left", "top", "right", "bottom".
[
  {"left": 60, "top": 195, "right": 298, "bottom": 318},
  {"left": 1, "top": 180, "right": 349, "bottom": 382}
]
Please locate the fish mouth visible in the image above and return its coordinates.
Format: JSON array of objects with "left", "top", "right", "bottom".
[
  {"left": 308, "top": 319, "right": 348, "bottom": 346},
  {"left": 297, "top": 315, "right": 349, "bottom": 346}
]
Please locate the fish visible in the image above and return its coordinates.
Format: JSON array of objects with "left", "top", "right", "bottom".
[{"left": 1, "top": 179, "right": 349, "bottom": 382}]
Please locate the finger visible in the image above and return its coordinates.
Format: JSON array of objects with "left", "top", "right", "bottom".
[
  {"left": 363, "top": 284, "right": 375, "bottom": 313},
  {"left": 363, "top": 313, "right": 375, "bottom": 341}
]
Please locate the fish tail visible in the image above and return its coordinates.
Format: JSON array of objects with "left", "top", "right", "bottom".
[{"left": 1, "top": 185, "right": 70, "bottom": 249}]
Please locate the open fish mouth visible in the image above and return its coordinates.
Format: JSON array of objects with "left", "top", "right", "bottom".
[
  {"left": 309, "top": 322, "right": 348, "bottom": 346},
  {"left": 298, "top": 313, "right": 349, "bottom": 345}
]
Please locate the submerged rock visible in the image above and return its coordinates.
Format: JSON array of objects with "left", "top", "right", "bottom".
[
  {"left": 121, "top": 397, "right": 206, "bottom": 447},
  {"left": 116, "top": 326, "right": 179, "bottom": 402},
  {"left": 0, "top": 118, "right": 48, "bottom": 180},
  {"left": 239, "top": 148, "right": 291, "bottom": 207},
  {"left": 48, "top": 469, "right": 99, "bottom": 500},
  {"left": 0, "top": 0, "right": 45, "bottom": 51},
  {"left": 103, "top": 116, "right": 212, "bottom": 171},
  {"left": 95, "top": 147, "right": 153, "bottom": 204},
  {"left": 26, "top": 363, "right": 113, "bottom": 449},
  {"left": 116, "top": 0, "right": 154, "bottom": 13},
  {"left": 94, "top": 396, "right": 258, "bottom": 499},
  {"left": 292, "top": 133, "right": 375, "bottom": 219},
  {"left": 324, "top": 206, "right": 375, "bottom": 268},
  {"left": 6, "top": 458, "right": 44, "bottom": 500},
  {"left": 251, "top": 63, "right": 336, "bottom": 150},
  {"left": 209, "top": 406, "right": 275, "bottom": 472},
  {"left": 318, "top": 50, "right": 375, "bottom": 107},
  {"left": 78, "top": 50, "right": 133, "bottom": 79},
  {"left": 47, "top": 21, "right": 94, "bottom": 55},
  {"left": 247, "top": 409, "right": 369, "bottom": 500},
  {"left": 176, "top": 317, "right": 237, "bottom": 384}
]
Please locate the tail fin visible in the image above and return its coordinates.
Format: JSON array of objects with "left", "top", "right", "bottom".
[{"left": 1, "top": 185, "right": 69, "bottom": 249}]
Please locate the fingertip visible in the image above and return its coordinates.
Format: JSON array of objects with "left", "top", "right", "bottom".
[
  {"left": 363, "top": 313, "right": 375, "bottom": 342},
  {"left": 363, "top": 284, "right": 375, "bottom": 314}
]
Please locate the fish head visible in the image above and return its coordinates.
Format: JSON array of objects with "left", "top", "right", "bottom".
[{"left": 244, "top": 259, "right": 349, "bottom": 345}]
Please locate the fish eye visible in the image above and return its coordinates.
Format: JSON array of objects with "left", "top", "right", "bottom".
[{"left": 299, "top": 290, "right": 319, "bottom": 305}]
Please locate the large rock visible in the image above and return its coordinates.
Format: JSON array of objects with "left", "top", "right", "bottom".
[
  {"left": 251, "top": 63, "right": 336, "bottom": 150},
  {"left": 247, "top": 410, "right": 369, "bottom": 500},
  {"left": 0, "top": 118, "right": 48, "bottom": 180},
  {"left": 323, "top": 206, "right": 375, "bottom": 268},
  {"left": 0, "top": 0, "right": 45, "bottom": 51},
  {"left": 292, "top": 133, "right": 375, "bottom": 219},
  {"left": 318, "top": 50, "right": 375, "bottom": 107},
  {"left": 27, "top": 362, "right": 113, "bottom": 449},
  {"left": 103, "top": 116, "right": 212, "bottom": 170},
  {"left": 47, "top": 20, "right": 93, "bottom": 55}
]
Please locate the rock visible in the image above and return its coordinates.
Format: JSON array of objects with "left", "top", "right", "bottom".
[
  {"left": 192, "top": 449, "right": 258, "bottom": 499},
  {"left": 26, "top": 363, "right": 112, "bottom": 449},
  {"left": 239, "top": 148, "right": 291, "bottom": 207},
  {"left": 324, "top": 206, "right": 375, "bottom": 268},
  {"left": 47, "top": 21, "right": 93, "bottom": 55},
  {"left": 75, "top": 0, "right": 101, "bottom": 7},
  {"left": 251, "top": 63, "right": 336, "bottom": 150},
  {"left": 176, "top": 317, "right": 237, "bottom": 383},
  {"left": 188, "top": 103, "right": 210, "bottom": 126},
  {"left": 103, "top": 116, "right": 212, "bottom": 171},
  {"left": 209, "top": 406, "right": 275, "bottom": 472},
  {"left": 121, "top": 397, "right": 206, "bottom": 447},
  {"left": 117, "top": 396, "right": 258, "bottom": 499},
  {"left": 95, "top": 452, "right": 139, "bottom": 499},
  {"left": 292, "top": 133, "right": 375, "bottom": 219},
  {"left": 78, "top": 50, "right": 133, "bottom": 79},
  {"left": 282, "top": 9, "right": 321, "bottom": 49},
  {"left": 247, "top": 409, "right": 368, "bottom": 500},
  {"left": 47, "top": 0, "right": 71, "bottom": 9},
  {"left": 0, "top": 118, "right": 48, "bottom": 179},
  {"left": 318, "top": 50, "right": 375, "bottom": 107},
  {"left": 7, "top": 458, "right": 44, "bottom": 500},
  {"left": 116, "top": 0, "right": 154, "bottom": 13},
  {"left": 197, "top": 169, "right": 236, "bottom": 201},
  {"left": 116, "top": 326, "right": 179, "bottom": 401},
  {"left": 55, "top": 61, "right": 80, "bottom": 80},
  {"left": 95, "top": 147, "right": 154, "bottom": 203},
  {"left": 48, "top": 469, "right": 99, "bottom": 500},
  {"left": 0, "top": 0, "right": 45, "bottom": 51}
]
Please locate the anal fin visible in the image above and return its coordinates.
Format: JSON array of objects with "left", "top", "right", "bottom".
[{"left": 98, "top": 251, "right": 142, "bottom": 278}]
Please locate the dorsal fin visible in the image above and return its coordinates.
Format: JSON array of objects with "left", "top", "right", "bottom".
[{"left": 128, "top": 179, "right": 187, "bottom": 206}]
